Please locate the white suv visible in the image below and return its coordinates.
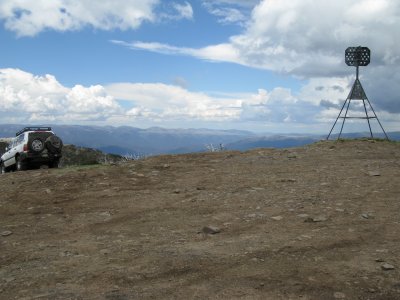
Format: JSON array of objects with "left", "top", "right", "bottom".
[{"left": 0, "top": 127, "right": 63, "bottom": 173}]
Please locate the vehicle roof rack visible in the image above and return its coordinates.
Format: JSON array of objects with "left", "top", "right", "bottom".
[{"left": 16, "top": 127, "right": 52, "bottom": 136}]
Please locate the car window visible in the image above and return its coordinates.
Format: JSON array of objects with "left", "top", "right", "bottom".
[{"left": 17, "top": 134, "right": 24, "bottom": 145}]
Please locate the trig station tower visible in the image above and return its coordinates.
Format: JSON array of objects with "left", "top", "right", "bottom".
[{"left": 327, "top": 46, "right": 388, "bottom": 140}]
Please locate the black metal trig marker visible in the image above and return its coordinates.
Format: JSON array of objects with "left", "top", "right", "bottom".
[{"left": 327, "top": 46, "right": 389, "bottom": 140}]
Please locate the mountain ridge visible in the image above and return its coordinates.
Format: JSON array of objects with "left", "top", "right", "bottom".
[{"left": 0, "top": 124, "right": 398, "bottom": 156}]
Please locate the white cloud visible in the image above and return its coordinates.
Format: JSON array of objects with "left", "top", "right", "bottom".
[
  {"left": 0, "top": 0, "right": 159, "bottom": 36},
  {"left": 203, "top": 0, "right": 260, "bottom": 8},
  {"left": 105, "top": 82, "right": 240, "bottom": 121},
  {"left": 0, "top": 68, "right": 121, "bottom": 123},
  {"left": 202, "top": 2, "right": 247, "bottom": 25},
  {"left": 112, "top": 40, "right": 242, "bottom": 64},
  {"left": 182, "top": 0, "right": 400, "bottom": 76},
  {"left": 172, "top": 2, "right": 193, "bottom": 20},
  {"left": 1, "top": 68, "right": 397, "bottom": 133},
  {"left": 202, "top": 0, "right": 259, "bottom": 26},
  {"left": 118, "top": 0, "right": 400, "bottom": 120},
  {"left": 105, "top": 82, "right": 327, "bottom": 128}
]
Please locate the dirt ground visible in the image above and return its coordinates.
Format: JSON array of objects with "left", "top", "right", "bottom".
[{"left": 1, "top": 139, "right": 400, "bottom": 300}]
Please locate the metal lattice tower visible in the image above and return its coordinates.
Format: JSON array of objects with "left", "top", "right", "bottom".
[{"left": 327, "top": 46, "right": 389, "bottom": 140}]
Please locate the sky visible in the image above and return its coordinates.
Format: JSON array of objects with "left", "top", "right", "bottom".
[{"left": 0, "top": 0, "right": 399, "bottom": 134}]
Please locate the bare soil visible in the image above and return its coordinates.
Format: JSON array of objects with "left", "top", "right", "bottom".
[{"left": 1, "top": 140, "right": 400, "bottom": 300}]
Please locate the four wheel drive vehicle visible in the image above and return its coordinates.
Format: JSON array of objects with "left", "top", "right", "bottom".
[{"left": 0, "top": 127, "right": 63, "bottom": 173}]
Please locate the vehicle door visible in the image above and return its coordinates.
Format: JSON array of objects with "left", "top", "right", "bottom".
[{"left": 2, "top": 139, "right": 16, "bottom": 167}]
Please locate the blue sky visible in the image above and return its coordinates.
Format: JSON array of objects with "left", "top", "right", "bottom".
[{"left": 0, "top": 0, "right": 399, "bottom": 133}]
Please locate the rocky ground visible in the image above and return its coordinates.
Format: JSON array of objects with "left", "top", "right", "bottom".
[{"left": 1, "top": 139, "right": 400, "bottom": 300}]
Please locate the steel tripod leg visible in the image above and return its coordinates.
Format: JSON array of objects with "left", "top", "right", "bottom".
[
  {"left": 338, "top": 99, "right": 351, "bottom": 139},
  {"left": 365, "top": 98, "right": 389, "bottom": 140},
  {"left": 362, "top": 99, "right": 373, "bottom": 138},
  {"left": 327, "top": 99, "right": 348, "bottom": 140}
]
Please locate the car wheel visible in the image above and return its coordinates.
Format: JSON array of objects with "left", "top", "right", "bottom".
[
  {"left": 48, "top": 159, "right": 59, "bottom": 169},
  {"left": 45, "top": 136, "right": 63, "bottom": 153},
  {"left": 30, "top": 138, "right": 44, "bottom": 153},
  {"left": 0, "top": 162, "right": 6, "bottom": 174},
  {"left": 16, "top": 156, "right": 27, "bottom": 171}
]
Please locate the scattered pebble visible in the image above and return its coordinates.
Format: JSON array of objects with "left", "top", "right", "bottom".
[
  {"left": 271, "top": 216, "right": 283, "bottom": 221},
  {"left": 381, "top": 263, "right": 395, "bottom": 271},
  {"left": 99, "top": 211, "right": 112, "bottom": 218},
  {"left": 100, "top": 249, "right": 111, "bottom": 255},
  {"left": 361, "top": 213, "right": 374, "bottom": 219},
  {"left": 304, "top": 216, "right": 327, "bottom": 223},
  {"left": 297, "top": 214, "right": 309, "bottom": 218},
  {"left": 368, "top": 171, "right": 381, "bottom": 177},
  {"left": 251, "top": 258, "right": 259, "bottom": 262},
  {"left": 376, "top": 249, "right": 389, "bottom": 253},
  {"left": 202, "top": 226, "right": 221, "bottom": 235},
  {"left": 4, "top": 277, "right": 15, "bottom": 283},
  {"left": 333, "top": 292, "right": 346, "bottom": 299}
]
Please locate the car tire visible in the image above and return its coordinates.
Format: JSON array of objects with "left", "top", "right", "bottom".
[
  {"left": 29, "top": 138, "right": 45, "bottom": 153},
  {"left": 48, "top": 159, "right": 60, "bottom": 169},
  {"left": 45, "top": 136, "right": 63, "bottom": 153},
  {"left": 0, "top": 162, "right": 6, "bottom": 174},
  {"left": 16, "top": 156, "right": 27, "bottom": 171}
]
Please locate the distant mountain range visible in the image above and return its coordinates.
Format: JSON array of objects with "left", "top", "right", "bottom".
[{"left": 0, "top": 124, "right": 398, "bottom": 156}]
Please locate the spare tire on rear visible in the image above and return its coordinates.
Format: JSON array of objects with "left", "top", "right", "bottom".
[
  {"left": 45, "top": 135, "right": 63, "bottom": 153},
  {"left": 29, "top": 138, "right": 44, "bottom": 153}
]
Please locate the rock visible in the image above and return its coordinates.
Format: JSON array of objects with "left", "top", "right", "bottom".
[
  {"left": 4, "top": 277, "right": 15, "bottom": 283},
  {"left": 279, "top": 178, "right": 297, "bottom": 183},
  {"left": 100, "top": 249, "right": 111, "bottom": 255},
  {"left": 173, "top": 189, "right": 181, "bottom": 194},
  {"left": 271, "top": 216, "right": 283, "bottom": 221},
  {"left": 304, "top": 216, "right": 327, "bottom": 223},
  {"left": 1, "top": 230, "right": 13, "bottom": 237},
  {"left": 99, "top": 211, "right": 112, "bottom": 218},
  {"left": 333, "top": 292, "right": 346, "bottom": 299},
  {"left": 376, "top": 249, "right": 389, "bottom": 253},
  {"left": 381, "top": 263, "right": 395, "bottom": 271},
  {"left": 361, "top": 213, "right": 374, "bottom": 219},
  {"left": 251, "top": 258, "right": 259, "bottom": 262},
  {"left": 287, "top": 153, "right": 297, "bottom": 159},
  {"left": 375, "top": 258, "right": 385, "bottom": 262},
  {"left": 202, "top": 226, "right": 221, "bottom": 234},
  {"left": 368, "top": 171, "right": 381, "bottom": 177},
  {"left": 314, "top": 216, "right": 327, "bottom": 222},
  {"left": 297, "top": 214, "right": 309, "bottom": 218}
]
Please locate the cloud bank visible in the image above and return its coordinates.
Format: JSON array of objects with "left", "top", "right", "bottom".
[
  {"left": 120, "top": 0, "right": 400, "bottom": 116},
  {"left": 0, "top": 0, "right": 399, "bottom": 132},
  {"left": 0, "top": 68, "right": 329, "bottom": 130},
  {"left": 1, "top": 68, "right": 399, "bottom": 132},
  {"left": 0, "top": 0, "right": 195, "bottom": 36}
]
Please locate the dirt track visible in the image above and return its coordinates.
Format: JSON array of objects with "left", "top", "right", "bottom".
[{"left": 1, "top": 140, "right": 400, "bottom": 300}]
